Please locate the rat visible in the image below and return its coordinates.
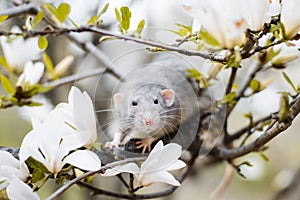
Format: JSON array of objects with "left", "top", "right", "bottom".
[{"left": 104, "top": 55, "right": 200, "bottom": 153}]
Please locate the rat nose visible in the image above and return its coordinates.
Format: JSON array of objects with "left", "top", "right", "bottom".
[{"left": 144, "top": 118, "right": 153, "bottom": 126}]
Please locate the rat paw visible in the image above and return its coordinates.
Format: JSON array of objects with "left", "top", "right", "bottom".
[
  {"left": 136, "top": 137, "right": 156, "bottom": 154},
  {"left": 105, "top": 141, "right": 120, "bottom": 149}
]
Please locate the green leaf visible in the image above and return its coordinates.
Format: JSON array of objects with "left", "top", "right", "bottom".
[
  {"left": 250, "top": 79, "right": 260, "bottom": 93},
  {"left": 0, "top": 56, "right": 11, "bottom": 71},
  {"left": 186, "top": 68, "right": 203, "bottom": 78},
  {"left": 26, "top": 157, "right": 50, "bottom": 173},
  {"left": 31, "top": 169, "right": 46, "bottom": 183},
  {"left": 26, "top": 101, "right": 43, "bottom": 107},
  {"left": 38, "top": 36, "right": 48, "bottom": 51},
  {"left": 280, "top": 21, "right": 288, "bottom": 39},
  {"left": 282, "top": 72, "right": 297, "bottom": 93},
  {"left": 198, "top": 29, "right": 220, "bottom": 47},
  {"left": 114, "top": 8, "right": 121, "bottom": 22},
  {"left": 279, "top": 93, "right": 290, "bottom": 122},
  {"left": 238, "top": 161, "right": 253, "bottom": 167},
  {"left": 42, "top": 4, "right": 62, "bottom": 26},
  {"left": 38, "top": 85, "right": 53, "bottom": 93},
  {"left": 42, "top": 52, "right": 54, "bottom": 74},
  {"left": 56, "top": 3, "right": 71, "bottom": 23},
  {"left": 33, "top": 11, "right": 44, "bottom": 28},
  {"left": 1, "top": 75, "right": 15, "bottom": 94},
  {"left": 87, "top": 3, "right": 109, "bottom": 25},
  {"left": 243, "top": 113, "right": 252, "bottom": 119},
  {"left": 259, "top": 152, "right": 269, "bottom": 162},
  {"left": 0, "top": 15, "right": 8, "bottom": 24},
  {"left": 87, "top": 15, "right": 99, "bottom": 25},
  {"left": 120, "top": 6, "right": 131, "bottom": 32},
  {"left": 224, "top": 91, "right": 236, "bottom": 103},
  {"left": 24, "top": 84, "right": 41, "bottom": 97},
  {"left": 175, "top": 23, "right": 192, "bottom": 37},
  {"left": 87, "top": 15, "right": 99, "bottom": 26},
  {"left": 98, "top": 3, "right": 109, "bottom": 17},
  {"left": 136, "top": 19, "right": 145, "bottom": 37}
]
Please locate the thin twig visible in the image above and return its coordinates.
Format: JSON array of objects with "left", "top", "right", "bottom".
[
  {"left": 45, "top": 157, "right": 146, "bottom": 200},
  {"left": 226, "top": 67, "right": 238, "bottom": 94},
  {"left": 226, "top": 114, "right": 274, "bottom": 143},
  {"left": 218, "top": 95, "right": 300, "bottom": 159},
  {"left": 0, "top": 4, "right": 38, "bottom": 18},
  {"left": 129, "top": 173, "right": 134, "bottom": 193},
  {"left": 226, "top": 61, "right": 263, "bottom": 116},
  {"left": 117, "top": 174, "right": 129, "bottom": 189},
  {"left": 0, "top": 27, "right": 227, "bottom": 62},
  {"left": 42, "top": 67, "right": 107, "bottom": 87}
]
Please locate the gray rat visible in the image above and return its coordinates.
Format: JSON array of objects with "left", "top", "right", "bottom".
[{"left": 105, "top": 55, "right": 200, "bottom": 153}]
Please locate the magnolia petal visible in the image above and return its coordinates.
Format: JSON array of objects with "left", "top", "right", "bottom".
[
  {"left": 19, "top": 130, "right": 44, "bottom": 164},
  {"left": 140, "top": 171, "right": 181, "bottom": 186},
  {"left": 0, "top": 26, "right": 41, "bottom": 70},
  {"left": 165, "top": 160, "right": 186, "bottom": 171},
  {"left": 23, "top": 61, "right": 44, "bottom": 85},
  {"left": 140, "top": 140, "right": 164, "bottom": 169},
  {"left": 281, "top": 0, "right": 300, "bottom": 39},
  {"left": 0, "top": 151, "right": 19, "bottom": 168},
  {"left": 142, "top": 142, "right": 182, "bottom": 173},
  {"left": 0, "top": 180, "right": 9, "bottom": 191},
  {"left": 63, "top": 150, "right": 101, "bottom": 171},
  {"left": 103, "top": 163, "right": 140, "bottom": 176},
  {"left": 72, "top": 87, "right": 97, "bottom": 144},
  {"left": 7, "top": 177, "right": 40, "bottom": 200},
  {"left": 31, "top": 117, "right": 42, "bottom": 130}
]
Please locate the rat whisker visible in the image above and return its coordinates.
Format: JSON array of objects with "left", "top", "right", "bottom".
[
  {"left": 94, "top": 98, "right": 113, "bottom": 102},
  {"left": 95, "top": 109, "right": 113, "bottom": 113}
]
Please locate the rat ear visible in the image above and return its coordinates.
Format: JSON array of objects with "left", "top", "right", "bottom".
[
  {"left": 113, "top": 93, "right": 124, "bottom": 109},
  {"left": 161, "top": 89, "right": 175, "bottom": 107}
]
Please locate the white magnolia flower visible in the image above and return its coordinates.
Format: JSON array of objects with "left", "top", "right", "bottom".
[
  {"left": 19, "top": 109, "right": 101, "bottom": 174},
  {"left": 281, "top": 0, "right": 300, "bottom": 39},
  {"left": 18, "top": 95, "right": 54, "bottom": 122},
  {"left": 258, "top": 34, "right": 300, "bottom": 66},
  {"left": 0, "top": 151, "right": 39, "bottom": 200},
  {"left": 0, "top": 26, "right": 41, "bottom": 71},
  {"left": 271, "top": 43, "right": 300, "bottom": 67},
  {"left": 183, "top": 0, "right": 247, "bottom": 49},
  {"left": 103, "top": 141, "right": 186, "bottom": 186},
  {"left": 242, "top": 0, "right": 277, "bottom": 31},
  {"left": 16, "top": 61, "right": 44, "bottom": 87},
  {"left": 56, "top": 86, "right": 98, "bottom": 146}
]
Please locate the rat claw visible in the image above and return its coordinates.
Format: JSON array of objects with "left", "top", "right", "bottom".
[{"left": 135, "top": 138, "right": 155, "bottom": 153}]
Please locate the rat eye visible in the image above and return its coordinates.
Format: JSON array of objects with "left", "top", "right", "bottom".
[
  {"left": 131, "top": 101, "right": 138, "bottom": 106},
  {"left": 153, "top": 99, "right": 159, "bottom": 104}
]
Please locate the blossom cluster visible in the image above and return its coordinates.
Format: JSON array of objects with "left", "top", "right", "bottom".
[
  {"left": 0, "top": 87, "right": 101, "bottom": 199},
  {"left": 183, "top": 0, "right": 300, "bottom": 49}
]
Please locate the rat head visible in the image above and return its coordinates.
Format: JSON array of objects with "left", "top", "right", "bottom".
[{"left": 113, "top": 83, "right": 180, "bottom": 136}]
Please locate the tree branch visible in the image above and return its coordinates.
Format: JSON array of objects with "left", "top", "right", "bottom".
[
  {"left": 218, "top": 95, "right": 300, "bottom": 159},
  {"left": 226, "top": 61, "right": 263, "bottom": 116},
  {"left": 226, "top": 67, "right": 238, "bottom": 94},
  {"left": 0, "top": 4, "right": 38, "bottom": 18},
  {"left": 225, "top": 114, "right": 275, "bottom": 143},
  {"left": 43, "top": 67, "right": 108, "bottom": 88},
  {"left": 0, "top": 27, "right": 227, "bottom": 62}
]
